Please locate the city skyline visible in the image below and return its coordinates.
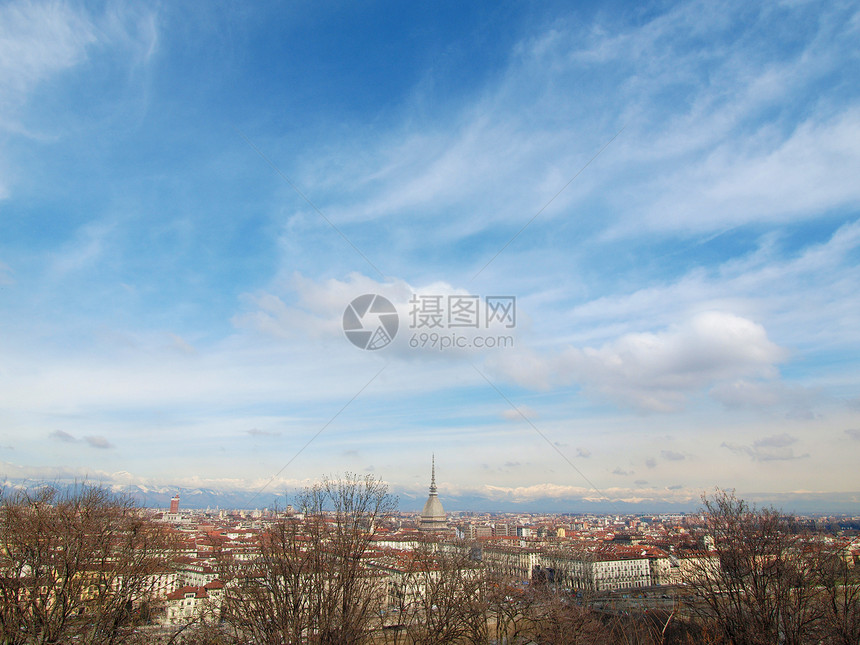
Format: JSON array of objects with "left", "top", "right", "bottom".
[{"left": 1, "top": 0, "right": 859, "bottom": 512}]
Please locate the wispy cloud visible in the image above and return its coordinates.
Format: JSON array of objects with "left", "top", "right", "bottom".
[
  {"left": 49, "top": 430, "right": 113, "bottom": 449},
  {"left": 635, "top": 110, "right": 860, "bottom": 233},
  {"left": 502, "top": 406, "right": 538, "bottom": 420},
  {"left": 49, "top": 429, "right": 77, "bottom": 443},
  {"left": 83, "top": 435, "right": 113, "bottom": 449},
  {"left": 721, "top": 433, "right": 809, "bottom": 462},
  {"left": 246, "top": 428, "right": 281, "bottom": 438},
  {"left": 0, "top": 1, "right": 96, "bottom": 108}
]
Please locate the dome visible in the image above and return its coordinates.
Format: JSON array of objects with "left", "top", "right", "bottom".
[{"left": 421, "top": 495, "right": 445, "bottom": 521}]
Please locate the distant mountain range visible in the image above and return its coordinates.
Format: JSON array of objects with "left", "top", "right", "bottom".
[
  {"left": 3, "top": 480, "right": 857, "bottom": 515},
  {"left": 116, "top": 485, "right": 702, "bottom": 514}
]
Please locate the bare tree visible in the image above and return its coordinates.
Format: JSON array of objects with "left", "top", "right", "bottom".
[
  {"left": 378, "top": 540, "right": 485, "bottom": 645},
  {"left": 302, "top": 474, "right": 395, "bottom": 643},
  {"left": 486, "top": 577, "right": 524, "bottom": 644},
  {"left": 809, "top": 539, "right": 860, "bottom": 644},
  {"left": 518, "top": 585, "right": 604, "bottom": 645},
  {"left": 219, "top": 515, "right": 314, "bottom": 644},
  {"left": 683, "top": 489, "right": 821, "bottom": 645},
  {"left": 0, "top": 484, "right": 177, "bottom": 645},
  {"left": 219, "top": 473, "right": 395, "bottom": 644}
]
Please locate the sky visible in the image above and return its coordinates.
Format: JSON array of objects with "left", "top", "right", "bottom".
[{"left": 1, "top": 0, "right": 859, "bottom": 513}]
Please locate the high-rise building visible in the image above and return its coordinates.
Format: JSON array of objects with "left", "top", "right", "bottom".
[
  {"left": 494, "top": 522, "right": 512, "bottom": 537},
  {"left": 419, "top": 455, "right": 447, "bottom": 532},
  {"left": 170, "top": 494, "right": 180, "bottom": 514}
]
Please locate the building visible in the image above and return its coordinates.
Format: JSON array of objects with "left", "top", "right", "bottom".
[
  {"left": 482, "top": 545, "right": 540, "bottom": 581},
  {"left": 164, "top": 580, "right": 224, "bottom": 625},
  {"left": 419, "top": 456, "right": 447, "bottom": 532},
  {"left": 540, "top": 550, "right": 652, "bottom": 592},
  {"left": 493, "top": 522, "right": 512, "bottom": 537},
  {"left": 170, "top": 494, "right": 180, "bottom": 514},
  {"left": 462, "top": 523, "right": 493, "bottom": 540}
]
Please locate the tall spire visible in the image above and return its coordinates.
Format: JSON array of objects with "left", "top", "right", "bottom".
[{"left": 420, "top": 454, "right": 446, "bottom": 532}]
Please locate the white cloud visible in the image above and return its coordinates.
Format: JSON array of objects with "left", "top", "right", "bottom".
[
  {"left": 477, "top": 481, "right": 698, "bottom": 505},
  {"left": 234, "top": 272, "right": 521, "bottom": 361},
  {"left": 501, "top": 406, "right": 538, "bottom": 421},
  {"left": 0, "top": 0, "right": 857, "bottom": 507},
  {"left": 49, "top": 220, "right": 115, "bottom": 276},
  {"left": 490, "top": 311, "right": 786, "bottom": 411},
  {"left": 0, "top": 0, "right": 96, "bottom": 198},
  {"left": 0, "top": 1, "right": 158, "bottom": 200},
  {"left": 559, "top": 220, "right": 860, "bottom": 351},
  {"left": 286, "top": 0, "right": 860, "bottom": 255},
  {"left": 710, "top": 380, "right": 822, "bottom": 417},
  {"left": 233, "top": 272, "right": 413, "bottom": 341},
  {"left": 167, "top": 333, "right": 197, "bottom": 355},
  {"left": 637, "top": 109, "right": 860, "bottom": 232},
  {"left": 0, "top": 461, "right": 311, "bottom": 493},
  {"left": 0, "top": 1, "right": 96, "bottom": 107}
]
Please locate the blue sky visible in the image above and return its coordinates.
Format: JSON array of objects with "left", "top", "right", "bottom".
[{"left": 1, "top": 0, "right": 859, "bottom": 511}]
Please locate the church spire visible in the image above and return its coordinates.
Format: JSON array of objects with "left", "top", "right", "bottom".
[{"left": 429, "top": 454, "right": 437, "bottom": 495}]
